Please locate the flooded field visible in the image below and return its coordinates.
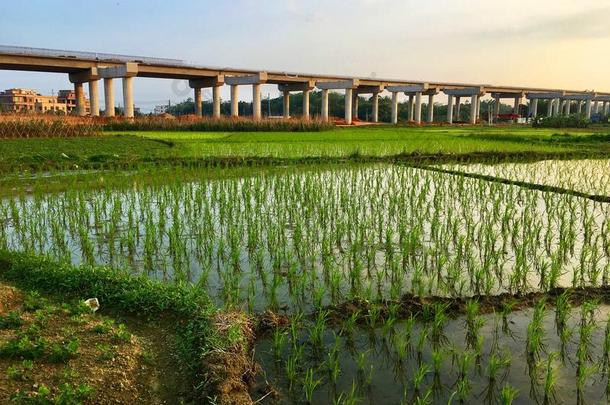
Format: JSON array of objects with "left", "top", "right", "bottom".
[
  {"left": 254, "top": 301, "right": 610, "bottom": 404},
  {"left": 1, "top": 163, "right": 609, "bottom": 314},
  {"left": 440, "top": 159, "right": 610, "bottom": 197},
  {"left": 2, "top": 160, "right": 610, "bottom": 403}
]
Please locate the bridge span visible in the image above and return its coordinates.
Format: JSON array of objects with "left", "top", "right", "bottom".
[{"left": 1, "top": 45, "right": 609, "bottom": 123}]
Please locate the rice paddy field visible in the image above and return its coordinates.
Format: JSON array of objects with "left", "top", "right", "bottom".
[{"left": 2, "top": 125, "right": 610, "bottom": 404}]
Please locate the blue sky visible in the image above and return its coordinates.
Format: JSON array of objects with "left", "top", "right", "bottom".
[{"left": 1, "top": 0, "right": 609, "bottom": 111}]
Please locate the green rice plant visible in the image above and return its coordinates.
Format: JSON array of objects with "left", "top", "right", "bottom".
[
  {"left": 412, "top": 363, "right": 431, "bottom": 392},
  {"left": 500, "top": 383, "right": 519, "bottom": 404},
  {"left": 303, "top": 368, "right": 322, "bottom": 404},
  {"left": 540, "top": 352, "right": 557, "bottom": 404},
  {"left": 333, "top": 381, "right": 359, "bottom": 405},
  {"left": 526, "top": 299, "right": 546, "bottom": 362}
]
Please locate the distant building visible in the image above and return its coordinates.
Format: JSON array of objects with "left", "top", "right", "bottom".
[
  {"left": 57, "top": 89, "right": 90, "bottom": 115},
  {"left": 0, "top": 88, "right": 89, "bottom": 115}
]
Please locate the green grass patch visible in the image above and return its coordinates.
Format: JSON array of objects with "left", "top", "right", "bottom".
[{"left": 0, "top": 250, "right": 243, "bottom": 401}]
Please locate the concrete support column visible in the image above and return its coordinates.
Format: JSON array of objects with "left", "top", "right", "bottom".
[
  {"left": 546, "top": 99, "right": 553, "bottom": 117},
  {"left": 470, "top": 94, "right": 478, "bottom": 124},
  {"left": 391, "top": 92, "right": 399, "bottom": 124},
  {"left": 352, "top": 93, "right": 358, "bottom": 120},
  {"left": 513, "top": 97, "right": 520, "bottom": 115},
  {"left": 230, "top": 85, "right": 239, "bottom": 117},
  {"left": 88, "top": 80, "right": 99, "bottom": 117},
  {"left": 553, "top": 98, "right": 560, "bottom": 116},
  {"left": 321, "top": 89, "right": 329, "bottom": 122},
  {"left": 446, "top": 95, "right": 454, "bottom": 124},
  {"left": 455, "top": 97, "right": 461, "bottom": 121},
  {"left": 344, "top": 88, "right": 353, "bottom": 125},
  {"left": 560, "top": 100, "right": 567, "bottom": 116},
  {"left": 103, "top": 78, "right": 115, "bottom": 117},
  {"left": 577, "top": 100, "right": 583, "bottom": 115},
  {"left": 212, "top": 86, "right": 221, "bottom": 118},
  {"left": 585, "top": 99, "right": 592, "bottom": 118},
  {"left": 252, "top": 83, "right": 262, "bottom": 120},
  {"left": 74, "top": 82, "right": 86, "bottom": 116},
  {"left": 407, "top": 95, "right": 414, "bottom": 121},
  {"left": 122, "top": 77, "right": 134, "bottom": 118},
  {"left": 282, "top": 90, "right": 290, "bottom": 119},
  {"left": 371, "top": 92, "right": 379, "bottom": 123},
  {"left": 476, "top": 97, "right": 482, "bottom": 120},
  {"left": 414, "top": 92, "right": 422, "bottom": 124},
  {"left": 531, "top": 99, "right": 539, "bottom": 118},
  {"left": 593, "top": 101, "right": 599, "bottom": 115},
  {"left": 493, "top": 96, "right": 501, "bottom": 117},
  {"left": 194, "top": 87, "right": 202, "bottom": 117},
  {"left": 564, "top": 100, "right": 571, "bottom": 116},
  {"left": 426, "top": 94, "right": 434, "bottom": 123},
  {"left": 303, "top": 89, "right": 310, "bottom": 120},
  {"left": 604, "top": 101, "right": 609, "bottom": 116}
]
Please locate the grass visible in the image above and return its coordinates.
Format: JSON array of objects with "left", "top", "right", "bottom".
[
  {"left": 0, "top": 280, "right": 185, "bottom": 403},
  {"left": 1, "top": 125, "right": 609, "bottom": 172},
  {"left": 0, "top": 250, "right": 251, "bottom": 403}
]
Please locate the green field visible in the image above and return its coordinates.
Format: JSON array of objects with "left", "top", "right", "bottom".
[
  {"left": 2, "top": 124, "right": 610, "bottom": 404},
  {"left": 1, "top": 126, "right": 610, "bottom": 172}
]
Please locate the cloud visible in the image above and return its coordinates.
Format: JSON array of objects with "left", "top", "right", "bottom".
[{"left": 475, "top": 7, "right": 610, "bottom": 41}]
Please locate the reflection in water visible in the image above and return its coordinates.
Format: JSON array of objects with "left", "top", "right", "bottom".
[
  {"left": 254, "top": 303, "right": 610, "bottom": 404},
  {"left": 1, "top": 164, "right": 609, "bottom": 314}
]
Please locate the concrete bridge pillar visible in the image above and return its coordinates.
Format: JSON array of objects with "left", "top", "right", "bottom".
[
  {"left": 391, "top": 92, "right": 398, "bottom": 124},
  {"left": 446, "top": 95, "right": 454, "bottom": 124},
  {"left": 426, "top": 93, "right": 434, "bottom": 123},
  {"left": 303, "top": 89, "right": 310, "bottom": 120},
  {"left": 546, "top": 99, "right": 553, "bottom": 117},
  {"left": 493, "top": 96, "right": 500, "bottom": 117},
  {"left": 344, "top": 88, "right": 353, "bottom": 125},
  {"left": 577, "top": 100, "right": 583, "bottom": 115},
  {"left": 469, "top": 94, "right": 478, "bottom": 124},
  {"left": 103, "top": 78, "right": 115, "bottom": 117},
  {"left": 455, "top": 97, "right": 461, "bottom": 121},
  {"left": 414, "top": 92, "right": 422, "bottom": 124},
  {"left": 194, "top": 87, "right": 202, "bottom": 117},
  {"left": 553, "top": 98, "right": 560, "bottom": 116},
  {"left": 352, "top": 92, "right": 358, "bottom": 120},
  {"left": 371, "top": 92, "right": 379, "bottom": 123},
  {"left": 585, "top": 99, "right": 592, "bottom": 118},
  {"left": 122, "top": 77, "right": 134, "bottom": 118},
  {"left": 407, "top": 95, "right": 414, "bottom": 121},
  {"left": 476, "top": 97, "right": 482, "bottom": 121},
  {"left": 212, "top": 86, "right": 221, "bottom": 118},
  {"left": 564, "top": 100, "right": 571, "bottom": 116},
  {"left": 604, "top": 101, "right": 609, "bottom": 116},
  {"left": 74, "top": 82, "right": 86, "bottom": 117},
  {"left": 513, "top": 96, "right": 520, "bottom": 115},
  {"left": 321, "top": 89, "right": 329, "bottom": 122},
  {"left": 252, "top": 84, "right": 262, "bottom": 120},
  {"left": 593, "top": 101, "right": 599, "bottom": 115},
  {"left": 230, "top": 85, "right": 239, "bottom": 117},
  {"left": 88, "top": 80, "right": 99, "bottom": 117},
  {"left": 531, "top": 99, "right": 538, "bottom": 118},
  {"left": 282, "top": 90, "right": 290, "bottom": 118}
]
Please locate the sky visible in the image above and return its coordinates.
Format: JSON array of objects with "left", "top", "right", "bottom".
[{"left": 1, "top": 0, "right": 609, "bottom": 111}]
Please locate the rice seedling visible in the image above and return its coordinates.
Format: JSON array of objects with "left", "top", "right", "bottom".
[{"left": 4, "top": 157, "right": 610, "bottom": 403}]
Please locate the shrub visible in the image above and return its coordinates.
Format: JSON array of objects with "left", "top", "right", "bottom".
[
  {"left": 532, "top": 114, "right": 590, "bottom": 128},
  {"left": 102, "top": 116, "right": 334, "bottom": 132}
]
